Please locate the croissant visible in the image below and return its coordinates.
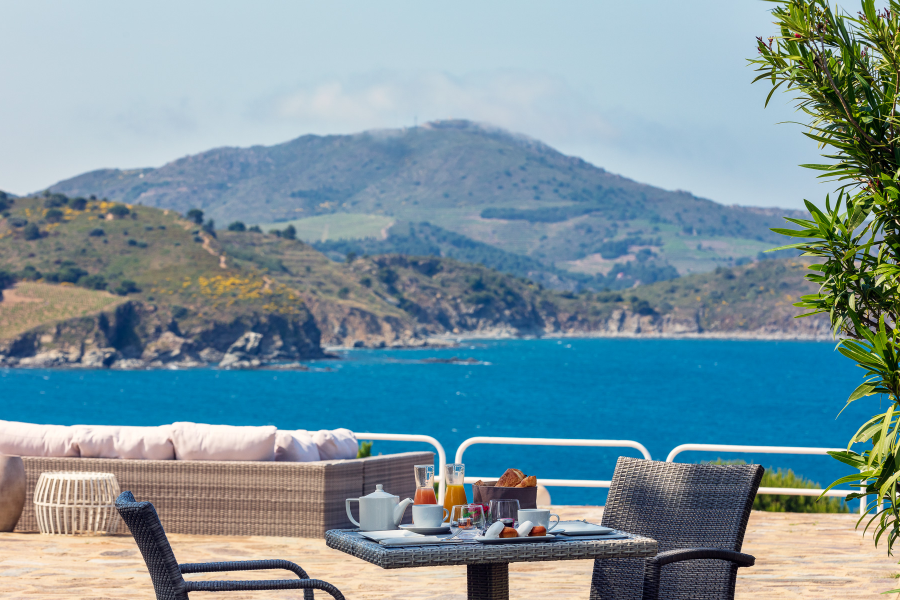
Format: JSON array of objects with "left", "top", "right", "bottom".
[
  {"left": 474, "top": 480, "right": 485, "bottom": 486},
  {"left": 515, "top": 475, "right": 537, "bottom": 488}
]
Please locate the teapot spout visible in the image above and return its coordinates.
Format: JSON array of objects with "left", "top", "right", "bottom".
[{"left": 394, "top": 497, "right": 413, "bottom": 526}]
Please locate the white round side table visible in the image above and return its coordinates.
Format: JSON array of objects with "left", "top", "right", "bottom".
[{"left": 33, "top": 472, "right": 121, "bottom": 535}]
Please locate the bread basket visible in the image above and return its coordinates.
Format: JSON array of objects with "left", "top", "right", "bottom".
[{"left": 472, "top": 481, "right": 537, "bottom": 509}]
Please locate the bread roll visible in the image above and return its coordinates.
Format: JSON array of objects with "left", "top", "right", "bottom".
[
  {"left": 496, "top": 468, "right": 524, "bottom": 487},
  {"left": 499, "top": 527, "right": 518, "bottom": 538},
  {"left": 474, "top": 480, "right": 484, "bottom": 486},
  {"left": 529, "top": 525, "right": 547, "bottom": 536},
  {"left": 515, "top": 475, "right": 537, "bottom": 488}
]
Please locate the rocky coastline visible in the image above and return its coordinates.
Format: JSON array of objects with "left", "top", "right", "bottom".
[{"left": 0, "top": 298, "right": 832, "bottom": 370}]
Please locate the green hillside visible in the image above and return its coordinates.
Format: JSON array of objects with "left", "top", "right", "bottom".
[
  {"left": 0, "top": 192, "right": 826, "bottom": 367},
  {"left": 46, "top": 120, "right": 804, "bottom": 283},
  {"left": 0, "top": 193, "right": 324, "bottom": 363}
]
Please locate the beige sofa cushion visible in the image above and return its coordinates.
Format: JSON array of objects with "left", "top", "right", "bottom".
[
  {"left": 0, "top": 420, "right": 79, "bottom": 457},
  {"left": 312, "top": 428, "right": 358, "bottom": 460},
  {"left": 274, "top": 430, "right": 320, "bottom": 462},
  {"left": 73, "top": 425, "right": 175, "bottom": 460},
  {"left": 168, "top": 422, "right": 276, "bottom": 461}
]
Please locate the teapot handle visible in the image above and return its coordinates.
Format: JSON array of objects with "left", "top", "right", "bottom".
[{"left": 345, "top": 498, "right": 361, "bottom": 528}]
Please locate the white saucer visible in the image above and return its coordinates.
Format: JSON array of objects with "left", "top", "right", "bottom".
[{"left": 399, "top": 524, "right": 451, "bottom": 535}]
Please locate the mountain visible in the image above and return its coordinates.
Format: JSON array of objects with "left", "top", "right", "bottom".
[
  {"left": 46, "top": 120, "right": 804, "bottom": 285},
  {"left": 0, "top": 193, "right": 825, "bottom": 368}
]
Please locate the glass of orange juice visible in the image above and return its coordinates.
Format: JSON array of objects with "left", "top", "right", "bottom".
[{"left": 443, "top": 463, "right": 467, "bottom": 515}]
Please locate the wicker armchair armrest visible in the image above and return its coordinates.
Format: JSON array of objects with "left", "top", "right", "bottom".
[
  {"left": 183, "top": 578, "right": 344, "bottom": 599},
  {"left": 180, "top": 559, "right": 343, "bottom": 600},
  {"left": 641, "top": 548, "right": 755, "bottom": 600},
  {"left": 180, "top": 559, "right": 310, "bottom": 578}
]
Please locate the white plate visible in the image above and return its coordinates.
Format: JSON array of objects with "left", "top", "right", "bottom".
[
  {"left": 555, "top": 521, "right": 614, "bottom": 536},
  {"left": 475, "top": 534, "right": 557, "bottom": 544},
  {"left": 399, "top": 524, "right": 451, "bottom": 535}
]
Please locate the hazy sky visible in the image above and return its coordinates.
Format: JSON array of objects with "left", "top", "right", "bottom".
[{"left": 0, "top": 1, "right": 843, "bottom": 208}]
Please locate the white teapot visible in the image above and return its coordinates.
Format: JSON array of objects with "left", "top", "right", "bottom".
[{"left": 345, "top": 484, "right": 413, "bottom": 531}]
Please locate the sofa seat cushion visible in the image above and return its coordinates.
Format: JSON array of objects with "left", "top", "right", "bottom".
[
  {"left": 274, "top": 430, "right": 320, "bottom": 462},
  {"left": 73, "top": 425, "right": 175, "bottom": 460},
  {"left": 169, "top": 422, "right": 276, "bottom": 461},
  {"left": 313, "top": 428, "right": 358, "bottom": 460},
  {"left": 0, "top": 420, "right": 80, "bottom": 457}
]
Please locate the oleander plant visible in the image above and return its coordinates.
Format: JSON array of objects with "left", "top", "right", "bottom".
[{"left": 752, "top": 0, "right": 900, "bottom": 559}]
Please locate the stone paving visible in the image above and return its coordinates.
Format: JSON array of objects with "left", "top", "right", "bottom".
[{"left": 1, "top": 507, "right": 897, "bottom": 599}]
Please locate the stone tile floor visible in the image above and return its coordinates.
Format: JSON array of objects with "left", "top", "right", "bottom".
[{"left": 1, "top": 507, "right": 897, "bottom": 599}]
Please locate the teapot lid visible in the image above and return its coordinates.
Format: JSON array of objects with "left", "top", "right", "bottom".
[{"left": 364, "top": 484, "right": 396, "bottom": 499}]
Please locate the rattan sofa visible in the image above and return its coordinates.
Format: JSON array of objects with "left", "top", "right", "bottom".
[{"left": 16, "top": 451, "right": 432, "bottom": 538}]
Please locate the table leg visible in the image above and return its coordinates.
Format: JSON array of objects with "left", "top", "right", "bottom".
[{"left": 467, "top": 563, "right": 509, "bottom": 600}]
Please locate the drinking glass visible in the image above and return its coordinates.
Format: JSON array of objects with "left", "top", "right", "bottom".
[
  {"left": 489, "top": 499, "right": 520, "bottom": 528},
  {"left": 449, "top": 504, "right": 485, "bottom": 539}
]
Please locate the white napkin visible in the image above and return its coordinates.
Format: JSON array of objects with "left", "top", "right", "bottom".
[
  {"left": 484, "top": 521, "right": 505, "bottom": 539},
  {"left": 379, "top": 535, "right": 454, "bottom": 546},
  {"left": 516, "top": 520, "right": 534, "bottom": 537}
]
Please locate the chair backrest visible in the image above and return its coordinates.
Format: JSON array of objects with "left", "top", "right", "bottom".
[
  {"left": 591, "top": 457, "right": 763, "bottom": 600},
  {"left": 115, "top": 491, "right": 188, "bottom": 600}
]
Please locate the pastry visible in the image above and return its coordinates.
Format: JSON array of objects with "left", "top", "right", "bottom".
[
  {"left": 499, "top": 527, "right": 518, "bottom": 538},
  {"left": 496, "top": 468, "right": 524, "bottom": 487},
  {"left": 515, "top": 475, "right": 537, "bottom": 488},
  {"left": 529, "top": 525, "right": 547, "bottom": 536},
  {"left": 474, "top": 479, "right": 485, "bottom": 486}
]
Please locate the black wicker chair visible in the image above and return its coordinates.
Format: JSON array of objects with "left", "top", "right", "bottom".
[
  {"left": 591, "top": 457, "right": 764, "bottom": 600},
  {"left": 115, "top": 491, "right": 345, "bottom": 600}
]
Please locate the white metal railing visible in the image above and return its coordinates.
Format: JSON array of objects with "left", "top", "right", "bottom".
[
  {"left": 665, "top": 443, "right": 861, "bottom": 514},
  {"left": 454, "top": 436, "right": 652, "bottom": 489},
  {"left": 355, "top": 433, "right": 447, "bottom": 502},
  {"left": 358, "top": 434, "right": 862, "bottom": 514}
]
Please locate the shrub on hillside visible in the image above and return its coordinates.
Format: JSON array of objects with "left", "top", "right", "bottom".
[
  {"left": 45, "top": 266, "right": 88, "bottom": 284},
  {"left": 109, "top": 205, "right": 130, "bottom": 218},
  {"left": 70, "top": 197, "right": 87, "bottom": 211},
  {"left": 0, "top": 270, "right": 14, "bottom": 300},
  {"left": 79, "top": 274, "right": 107, "bottom": 291},
  {"left": 186, "top": 208, "right": 204, "bottom": 224},
  {"left": 114, "top": 280, "right": 140, "bottom": 295},
  {"left": 248, "top": 225, "right": 262, "bottom": 233},
  {"left": 228, "top": 221, "right": 246, "bottom": 232},
  {"left": 17, "top": 266, "right": 41, "bottom": 281},
  {"left": 88, "top": 228, "right": 105, "bottom": 237},
  {"left": 202, "top": 219, "right": 216, "bottom": 238},
  {"left": 23, "top": 223, "right": 40, "bottom": 240},
  {"left": 45, "top": 208, "right": 64, "bottom": 223},
  {"left": 43, "top": 193, "right": 68, "bottom": 208}
]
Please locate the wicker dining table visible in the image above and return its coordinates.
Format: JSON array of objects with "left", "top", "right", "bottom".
[{"left": 325, "top": 527, "right": 657, "bottom": 600}]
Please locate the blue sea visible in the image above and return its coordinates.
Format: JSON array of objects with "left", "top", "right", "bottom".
[{"left": 0, "top": 338, "right": 876, "bottom": 508}]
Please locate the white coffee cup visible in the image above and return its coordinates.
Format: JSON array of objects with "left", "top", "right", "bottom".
[
  {"left": 517, "top": 509, "right": 560, "bottom": 532},
  {"left": 412, "top": 504, "right": 449, "bottom": 528}
]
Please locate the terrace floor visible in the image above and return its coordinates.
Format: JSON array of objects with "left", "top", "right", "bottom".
[{"left": 1, "top": 506, "right": 896, "bottom": 599}]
